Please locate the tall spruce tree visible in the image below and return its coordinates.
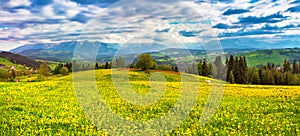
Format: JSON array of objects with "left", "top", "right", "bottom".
[
  {"left": 292, "top": 59, "right": 299, "bottom": 74},
  {"left": 228, "top": 70, "right": 235, "bottom": 83},
  {"left": 226, "top": 55, "right": 234, "bottom": 82},
  {"left": 214, "top": 56, "right": 225, "bottom": 80},
  {"left": 202, "top": 59, "right": 209, "bottom": 77},
  {"left": 197, "top": 61, "right": 203, "bottom": 76},
  {"left": 233, "top": 56, "right": 243, "bottom": 84},
  {"left": 247, "top": 67, "right": 260, "bottom": 84},
  {"left": 240, "top": 56, "right": 248, "bottom": 84},
  {"left": 283, "top": 59, "right": 291, "bottom": 72}
]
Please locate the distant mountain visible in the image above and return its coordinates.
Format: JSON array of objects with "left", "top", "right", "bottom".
[
  {"left": 0, "top": 51, "right": 41, "bottom": 68},
  {"left": 10, "top": 43, "right": 57, "bottom": 53},
  {"left": 10, "top": 41, "right": 119, "bottom": 62},
  {"left": 18, "top": 49, "right": 74, "bottom": 62},
  {"left": 10, "top": 41, "right": 169, "bottom": 62},
  {"left": 11, "top": 41, "right": 119, "bottom": 53}
]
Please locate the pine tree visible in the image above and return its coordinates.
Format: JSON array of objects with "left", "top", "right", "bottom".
[
  {"left": 210, "top": 63, "right": 217, "bottom": 78},
  {"left": 197, "top": 61, "right": 203, "bottom": 76},
  {"left": 228, "top": 70, "right": 235, "bottom": 84},
  {"left": 284, "top": 72, "right": 293, "bottom": 85},
  {"left": 292, "top": 59, "right": 299, "bottom": 74},
  {"left": 202, "top": 59, "right": 209, "bottom": 77},
  {"left": 273, "top": 70, "right": 281, "bottom": 85},
  {"left": 298, "top": 60, "right": 300, "bottom": 74},
  {"left": 240, "top": 56, "right": 248, "bottom": 84},
  {"left": 283, "top": 59, "right": 291, "bottom": 72},
  {"left": 175, "top": 65, "right": 179, "bottom": 72},
  {"left": 266, "top": 70, "right": 275, "bottom": 85},
  {"left": 95, "top": 62, "right": 99, "bottom": 69},
  {"left": 247, "top": 67, "right": 260, "bottom": 84},
  {"left": 260, "top": 68, "right": 267, "bottom": 85},
  {"left": 105, "top": 62, "right": 109, "bottom": 69},
  {"left": 214, "top": 56, "right": 225, "bottom": 80},
  {"left": 233, "top": 56, "right": 242, "bottom": 84},
  {"left": 226, "top": 55, "right": 234, "bottom": 82}
]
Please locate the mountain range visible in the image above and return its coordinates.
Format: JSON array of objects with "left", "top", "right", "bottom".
[
  {"left": 10, "top": 41, "right": 170, "bottom": 62},
  {"left": 10, "top": 40, "right": 259, "bottom": 62},
  {"left": 8, "top": 40, "right": 300, "bottom": 67}
]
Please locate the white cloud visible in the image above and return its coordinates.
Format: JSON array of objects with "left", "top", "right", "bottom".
[
  {"left": 7, "top": 0, "right": 31, "bottom": 7},
  {"left": 1, "top": 0, "right": 300, "bottom": 50}
]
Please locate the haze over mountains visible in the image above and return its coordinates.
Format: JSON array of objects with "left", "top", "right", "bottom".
[{"left": 10, "top": 41, "right": 171, "bottom": 62}]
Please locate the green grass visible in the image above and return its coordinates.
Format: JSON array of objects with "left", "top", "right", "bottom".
[
  {"left": 0, "top": 69, "right": 299, "bottom": 135},
  {"left": 0, "top": 58, "right": 29, "bottom": 71},
  {"left": 236, "top": 48, "right": 300, "bottom": 67}
]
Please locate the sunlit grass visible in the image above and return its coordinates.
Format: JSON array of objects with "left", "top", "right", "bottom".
[{"left": 0, "top": 69, "right": 299, "bottom": 135}]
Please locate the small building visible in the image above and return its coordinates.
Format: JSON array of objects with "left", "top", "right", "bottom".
[{"left": 0, "top": 64, "right": 7, "bottom": 69}]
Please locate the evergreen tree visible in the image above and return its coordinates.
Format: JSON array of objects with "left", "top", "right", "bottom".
[
  {"left": 210, "top": 63, "right": 217, "bottom": 78},
  {"left": 95, "top": 62, "right": 99, "bottom": 69},
  {"left": 273, "top": 70, "right": 281, "bottom": 85},
  {"left": 283, "top": 59, "right": 291, "bottom": 72},
  {"left": 202, "top": 59, "right": 209, "bottom": 77},
  {"left": 247, "top": 67, "right": 260, "bottom": 84},
  {"left": 260, "top": 68, "right": 268, "bottom": 85},
  {"left": 265, "top": 70, "right": 275, "bottom": 85},
  {"left": 240, "top": 56, "right": 248, "bottom": 84},
  {"left": 228, "top": 70, "right": 235, "bottom": 84},
  {"left": 197, "top": 61, "right": 203, "bottom": 76},
  {"left": 284, "top": 72, "right": 293, "bottom": 85},
  {"left": 298, "top": 60, "right": 300, "bottom": 74},
  {"left": 105, "top": 62, "right": 109, "bottom": 69},
  {"left": 175, "top": 65, "right": 179, "bottom": 72},
  {"left": 292, "top": 59, "right": 299, "bottom": 74},
  {"left": 233, "top": 56, "right": 243, "bottom": 84},
  {"left": 226, "top": 55, "right": 234, "bottom": 82},
  {"left": 214, "top": 56, "right": 225, "bottom": 80}
]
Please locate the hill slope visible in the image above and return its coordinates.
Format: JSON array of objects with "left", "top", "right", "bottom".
[
  {"left": 234, "top": 48, "right": 300, "bottom": 67},
  {"left": 0, "top": 51, "right": 41, "bottom": 68}
]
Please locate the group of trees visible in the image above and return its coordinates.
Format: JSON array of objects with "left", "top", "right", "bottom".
[
  {"left": 247, "top": 59, "right": 300, "bottom": 85},
  {"left": 52, "top": 63, "right": 69, "bottom": 76},
  {"left": 185, "top": 54, "right": 300, "bottom": 85},
  {"left": 94, "top": 54, "right": 179, "bottom": 73},
  {"left": 225, "top": 56, "right": 300, "bottom": 85},
  {"left": 4, "top": 52, "right": 300, "bottom": 85}
]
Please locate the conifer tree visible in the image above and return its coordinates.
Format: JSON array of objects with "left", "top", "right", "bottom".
[
  {"left": 202, "top": 59, "right": 209, "bottom": 77},
  {"left": 197, "top": 61, "right": 203, "bottom": 76},
  {"left": 214, "top": 56, "right": 225, "bottom": 80},
  {"left": 283, "top": 59, "right": 291, "bottom": 72},
  {"left": 226, "top": 55, "right": 234, "bottom": 82},
  {"left": 233, "top": 56, "right": 243, "bottom": 84},
  {"left": 228, "top": 70, "right": 235, "bottom": 84},
  {"left": 292, "top": 59, "right": 299, "bottom": 74}
]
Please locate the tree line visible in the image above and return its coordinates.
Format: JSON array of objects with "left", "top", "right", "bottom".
[
  {"left": 185, "top": 54, "right": 300, "bottom": 85},
  {"left": 3, "top": 52, "right": 300, "bottom": 85}
]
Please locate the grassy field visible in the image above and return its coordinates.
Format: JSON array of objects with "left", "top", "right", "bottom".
[
  {"left": 0, "top": 58, "right": 29, "bottom": 72},
  {"left": 0, "top": 69, "right": 299, "bottom": 135}
]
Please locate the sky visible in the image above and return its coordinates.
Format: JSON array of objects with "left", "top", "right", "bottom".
[{"left": 0, "top": 0, "right": 300, "bottom": 51}]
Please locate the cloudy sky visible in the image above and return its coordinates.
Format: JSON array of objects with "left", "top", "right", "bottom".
[{"left": 0, "top": 0, "right": 300, "bottom": 51}]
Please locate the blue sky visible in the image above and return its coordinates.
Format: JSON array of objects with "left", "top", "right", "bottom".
[{"left": 0, "top": 0, "right": 300, "bottom": 50}]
